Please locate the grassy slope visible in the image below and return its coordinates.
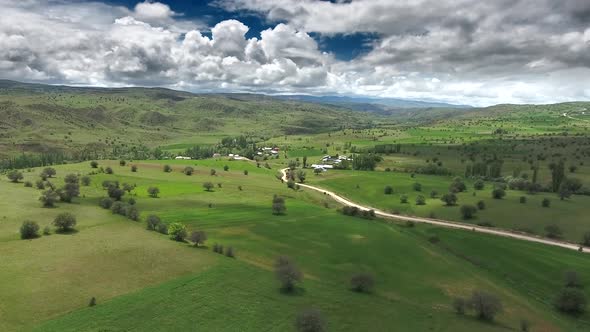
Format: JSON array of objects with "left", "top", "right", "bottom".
[{"left": 1, "top": 161, "right": 589, "bottom": 331}]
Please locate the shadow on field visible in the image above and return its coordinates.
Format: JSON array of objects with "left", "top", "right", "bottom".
[
  {"left": 279, "top": 287, "right": 306, "bottom": 296},
  {"left": 54, "top": 229, "right": 79, "bottom": 235}
]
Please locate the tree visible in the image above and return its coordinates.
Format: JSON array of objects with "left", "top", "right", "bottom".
[
  {"left": 148, "top": 186, "right": 160, "bottom": 198},
  {"left": 555, "top": 288, "right": 587, "bottom": 314},
  {"left": 542, "top": 198, "right": 551, "bottom": 207},
  {"left": 294, "top": 308, "right": 326, "bottom": 332},
  {"left": 105, "top": 166, "right": 113, "bottom": 174},
  {"left": 203, "top": 182, "right": 214, "bottom": 192},
  {"left": 558, "top": 178, "right": 583, "bottom": 200},
  {"left": 7, "top": 170, "right": 24, "bottom": 183},
  {"left": 183, "top": 166, "right": 194, "bottom": 176},
  {"left": 35, "top": 179, "right": 45, "bottom": 190},
  {"left": 39, "top": 189, "right": 59, "bottom": 207},
  {"left": 108, "top": 185, "right": 125, "bottom": 201},
  {"left": 122, "top": 183, "right": 135, "bottom": 194},
  {"left": 450, "top": 177, "right": 467, "bottom": 193},
  {"left": 400, "top": 194, "right": 408, "bottom": 203},
  {"left": 460, "top": 205, "right": 477, "bottom": 219},
  {"left": 492, "top": 187, "right": 506, "bottom": 199},
  {"left": 99, "top": 197, "right": 113, "bottom": 209},
  {"left": 163, "top": 164, "right": 172, "bottom": 173},
  {"left": 190, "top": 230, "right": 207, "bottom": 247},
  {"left": 168, "top": 223, "right": 187, "bottom": 241},
  {"left": 224, "top": 165, "right": 229, "bottom": 171},
  {"left": 210, "top": 169, "right": 216, "bottom": 176},
  {"left": 384, "top": 186, "right": 393, "bottom": 195},
  {"left": 430, "top": 190, "right": 438, "bottom": 198},
  {"left": 469, "top": 290, "right": 502, "bottom": 321},
  {"left": 111, "top": 201, "right": 127, "bottom": 215},
  {"left": 296, "top": 170, "right": 306, "bottom": 183},
  {"left": 519, "top": 196, "right": 527, "bottom": 204},
  {"left": 302, "top": 156, "right": 308, "bottom": 168},
  {"left": 441, "top": 192, "right": 458, "bottom": 206},
  {"left": 545, "top": 224, "right": 562, "bottom": 239},
  {"left": 146, "top": 214, "right": 161, "bottom": 231},
  {"left": 59, "top": 174, "right": 80, "bottom": 203},
  {"left": 549, "top": 160, "right": 565, "bottom": 192},
  {"left": 244, "top": 170, "right": 248, "bottom": 176},
  {"left": 415, "top": 195, "right": 426, "bottom": 205},
  {"left": 125, "top": 205, "right": 140, "bottom": 221},
  {"left": 20, "top": 220, "right": 40, "bottom": 239},
  {"left": 272, "top": 195, "right": 286, "bottom": 215},
  {"left": 89, "top": 297, "right": 97, "bottom": 307},
  {"left": 131, "top": 165, "right": 138, "bottom": 172},
  {"left": 275, "top": 255, "right": 302, "bottom": 292},
  {"left": 41, "top": 167, "right": 56, "bottom": 179},
  {"left": 476, "top": 200, "right": 485, "bottom": 210},
  {"left": 413, "top": 182, "right": 422, "bottom": 191},
  {"left": 53, "top": 212, "right": 77, "bottom": 232},
  {"left": 90, "top": 161, "right": 98, "bottom": 168},
  {"left": 225, "top": 246, "right": 235, "bottom": 258},
  {"left": 350, "top": 273, "right": 375, "bottom": 293},
  {"left": 119, "top": 160, "right": 126, "bottom": 166},
  {"left": 473, "top": 179, "right": 485, "bottom": 190},
  {"left": 81, "top": 176, "right": 91, "bottom": 186}
]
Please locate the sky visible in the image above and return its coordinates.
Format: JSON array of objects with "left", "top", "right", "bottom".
[{"left": 0, "top": 0, "right": 589, "bottom": 106}]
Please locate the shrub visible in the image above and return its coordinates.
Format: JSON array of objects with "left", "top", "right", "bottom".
[
  {"left": 163, "top": 164, "right": 172, "bottom": 172},
  {"left": 275, "top": 256, "right": 302, "bottom": 292},
  {"left": 43, "top": 226, "right": 51, "bottom": 235},
  {"left": 429, "top": 190, "right": 438, "bottom": 198},
  {"left": 545, "top": 224, "right": 562, "bottom": 239},
  {"left": 384, "top": 186, "right": 393, "bottom": 195},
  {"left": 131, "top": 165, "right": 138, "bottom": 172},
  {"left": 476, "top": 200, "right": 485, "bottom": 210},
  {"left": 168, "top": 223, "right": 187, "bottom": 241},
  {"left": 127, "top": 197, "right": 136, "bottom": 205},
  {"left": 125, "top": 205, "right": 140, "bottom": 221},
  {"left": 20, "top": 220, "right": 40, "bottom": 239},
  {"left": 203, "top": 182, "right": 214, "bottom": 192},
  {"left": 519, "top": 196, "right": 527, "bottom": 204},
  {"left": 210, "top": 169, "right": 216, "bottom": 176},
  {"left": 460, "top": 205, "right": 477, "bottom": 219},
  {"left": 244, "top": 170, "right": 248, "bottom": 175},
  {"left": 99, "top": 197, "right": 114, "bottom": 209},
  {"left": 35, "top": 179, "right": 45, "bottom": 190},
  {"left": 108, "top": 185, "right": 125, "bottom": 201},
  {"left": 147, "top": 186, "right": 160, "bottom": 198},
  {"left": 450, "top": 177, "right": 467, "bottom": 193},
  {"left": 157, "top": 222, "right": 168, "bottom": 235},
  {"left": 41, "top": 167, "right": 56, "bottom": 178},
  {"left": 224, "top": 165, "right": 229, "bottom": 171},
  {"left": 119, "top": 160, "right": 126, "bottom": 166},
  {"left": 39, "top": 189, "right": 59, "bottom": 207},
  {"left": 492, "top": 188, "right": 506, "bottom": 199},
  {"left": 473, "top": 179, "right": 485, "bottom": 190},
  {"left": 111, "top": 201, "right": 127, "bottom": 215},
  {"left": 105, "top": 167, "right": 113, "bottom": 174},
  {"left": 400, "top": 194, "right": 408, "bottom": 204},
  {"left": 441, "top": 193, "right": 458, "bottom": 206},
  {"left": 542, "top": 198, "right": 551, "bottom": 207},
  {"left": 415, "top": 195, "right": 426, "bottom": 205},
  {"left": 53, "top": 212, "right": 77, "bottom": 232},
  {"left": 146, "top": 215, "right": 161, "bottom": 231},
  {"left": 23, "top": 181, "right": 33, "bottom": 188},
  {"left": 189, "top": 230, "right": 207, "bottom": 247},
  {"left": 296, "top": 170, "right": 306, "bottom": 183},
  {"left": 350, "top": 273, "right": 375, "bottom": 293},
  {"left": 7, "top": 170, "right": 24, "bottom": 183},
  {"left": 81, "top": 176, "right": 91, "bottom": 186},
  {"left": 272, "top": 195, "right": 286, "bottom": 215},
  {"left": 555, "top": 288, "right": 587, "bottom": 314},
  {"left": 90, "top": 161, "right": 98, "bottom": 168},
  {"left": 225, "top": 246, "right": 235, "bottom": 258},
  {"left": 469, "top": 290, "right": 502, "bottom": 321},
  {"left": 183, "top": 166, "right": 194, "bottom": 176},
  {"left": 453, "top": 297, "right": 466, "bottom": 315},
  {"left": 294, "top": 308, "right": 326, "bottom": 332},
  {"left": 413, "top": 182, "right": 422, "bottom": 192}
]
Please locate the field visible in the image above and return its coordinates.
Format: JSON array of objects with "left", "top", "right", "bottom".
[{"left": 0, "top": 160, "right": 589, "bottom": 331}]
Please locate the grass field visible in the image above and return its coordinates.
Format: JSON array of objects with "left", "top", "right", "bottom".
[{"left": 1, "top": 160, "right": 589, "bottom": 331}]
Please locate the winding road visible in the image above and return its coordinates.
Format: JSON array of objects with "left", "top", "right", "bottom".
[{"left": 281, "top": 168, "right": 589, "bottom": 254}]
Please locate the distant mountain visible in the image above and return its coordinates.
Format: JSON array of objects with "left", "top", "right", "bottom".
[{"left": 273, "top": 94, "right": 472, "bottom": 109}]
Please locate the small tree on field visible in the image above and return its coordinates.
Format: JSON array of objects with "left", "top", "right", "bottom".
[
  {"left": 413, "top": 182, "right": 422, "bottom": 191},
  {"left": 350, "top": 273, "right": 375, "bottom": 293},
  {"left": 555, "top": 288, "right": 587, "bottom": 314},
  {"left": 125, "top": 205, "right": 140, "bottom": 221},
  {"left": 183, "top": 166, "right": 194, "bottom": 176},
  {"left": 36, "top": 179, "right": 45, "bottom": 190},
  {"left": 190, "top": 230, "right": 207, "bottom": 247},
  {"left": 225, "top": 246, "right": 235, "bottom": 258},
  {"left": 146, "top": 214, "right": 161, "bottom": 231},
  {"left": 296, "top": 170, "right": 306, "bottom": 183},
  {"left": 210, "top": 169, "right": 216, "bottom": 176},
  {"left": 542, "top": 198, "right": 551, "bottom": 207},
  {"left": 108, "top": 185, "right": 125, "bottom": 201},
  {"left": 441, "top": 193, "right": 458, "bottom": 206},
  {"left": 272, "top": 195, "right": 286, "bottom": 215},
  {"left": 131, "top": 165, "right": 138, "bottom": 172},
  {"left": 545, "top": 224, "right": 562, "bottom": 239},
  {"left": 119, "top": 160, "right": 126, "bottom": 166},
  {"left": 384, "top": 186, "right": 393, "bottom": 195},
  {"left": 469, "top": 290, "right": 502, "bottom": 321},
  {"left": 400, "top": 194, "right": 409, "bottom": 204},
  {"left": 81, "top": 176, "right": 91, "bottom": 186},
  {"left": 275, "top": 255, "right": 302, "bottom": 292},
  {"left": 492, "top": 188, "right": 506, "bottom": 199},
  {"left": 111, "top": 201, "right": 127, "bottom": 215},
  {"left": 168, "top": 223, "right": 187, "bottom": 241},
  {"left": 474, "top": 179, "right": 485, "bottom": 190},
  {"left": 59, "top": 174, "right": 80, "bottom": 203},
  {"left": 294, "top": 308, "right": 326, "bottom": 332},
  {"left": 224, "top": 165, "right": 229, "bottom": 171},
  {"left": 147, "top": 186, "right": 160, "bottom": 198},
  {"left": 122, "top": 183, "right": 135, "bottom": 194},
  {"left": 105, "top": 167, "right": 113, "bottom": 174},
  {"left": 519, "top": 196, "right": 527, "bottom": 204},
  {"left": 460, "top": 205, "right": 477, "bottom": 219},
  {"left": 430, "top": 190, "right": 438, "bottom": 198},
  {"left": 7, "top": 170, "right": 24, "bottom": 183},
  {"left": 89, "top": 297, "right": 97, "bottom": 307},
  {"left": 415, "top": 195, "right": 426, "bottom": 205},
  {"left": 203, "top": 182, "right": 214, "bottom": 192},
  {"left": 53, "top": 212, "right": 77, "bottom": 232},
  {"left": 20, "top": 220, "right": 40, "bottom": 239},
  {"left": 99, "top": 197, "right": 113, "bottom": 209},
  {"left": 244, "top": 170, "right": 248, "bottom": 175},
  {"left": 41, "top": 167, "right": 56, "bottom": 179},
  {"left": 163, "top": 164, "right": 172, "bottom": 173},
  {"left": 476, "top": 200, "right": 485, "bottom": 210},
  {"left": 90, "top": 161, "right": 98, "bottom": 168},
  {"left": 39, "top": 189, "right": 59, "bottom": 207}
]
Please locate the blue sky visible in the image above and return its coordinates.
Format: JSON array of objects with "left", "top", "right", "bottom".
[{"left": 0, "top": 0, "right": 589, "bottom": 106}]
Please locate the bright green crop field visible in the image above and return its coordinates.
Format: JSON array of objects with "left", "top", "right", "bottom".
[{"left": 1, "top": 160, "right": 589, "bottom": 331}]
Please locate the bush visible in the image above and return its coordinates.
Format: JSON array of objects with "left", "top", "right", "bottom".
[
  {"left": 131, "top": 165, "right": 138, "bottom": 172},
  {"left": 384, "top": 185, "right": 393, "bottom": 195},
  {"left": 545, "top": 224, "right": 562, "bottom": 239},
  {"left": 163, "top": 165, "right": 172, "bottom": 172},
  {"left": 400, "top": 194, "right": 408, "bottom": 204},
  {"left": 492, "top": 188, "right": 506, "bottom": 199},
  {"left": 147, "top": 186, "right": 160, "bottom": 198},
  {"left": 125, "top": 205, "right": 140, "bottom": 221},
  {"left": 225, "top": 246, "right": 235, "bottom": 258},
  {"left": 429, "top": 190, "right": 438, "bottom": 198},
  {"left": 555, "top": 288, "right": 587, "bottom": 314},
  {"left": 183, "top": 166, "right": 194, "bottom": 176},
  {"left": 39, "top": 189, "right": 59, "bottom": 207},
  {"left": 20, "top": 220, "right": 40, "bottom": 239},
  {"left": 90, "top": 161, "right": 98, "bottom": 168},
  {"left": 189, "top": 230, "right": 207, "bottom": 247},
  {"left": 35, "top": 179, "right": 45, "bottom": 190},
  {"left": 111, "top": 201, "right": 127, "bottom": 215},
  {"left": 41, "top": 167, "right": 56, "bottom": 178},
  {"left": 146, "top": 215, "right": 161, "bottom": 231},
  {"left": 473, "top": 179, "right": 485, "bottom": 190},
  {"left": 450, "top": 177, "right": 467, "bottom": 193},
  {"left": 168, "top": 222, "right": 187, "bottom": 241},
  {"left": 119, "top": 160, "right": 126, "bottom": 166},
  {"left": 203, "top": 182, "right": 214, "bottom": 192},
  {"left": 81, "top": 176, "right": 91, "bottom": 186},
  {"left": 99, "top": 197, "right": 114, "bottom": 209},
  {"left": 24, "top": 181, "right": 33, "bottom": 187},
  {"left": 453, "top": 297, "right": 466, "bottom": 315},
  {"left": 7, "top": 170, "right": 24, "bottom": 183},
  {"left": 519, "top": 196, "right": 527, "bottom": 204},
  {"left": 294, "top": 308, "right": 326, "bottom": 332},
  {"left": 213, "top": 243, "right": 223, "bottom": 254},
  {"left": 441, "top": 193, "right": 458, "bottom": 206},
  {"left": 157, "top": 222, "right": 168, "bottom": 235},
  {"left": 243, "top": 170, "right": 248, "bottom": 175},
  {"left": 43, "top": 226, "right": 51, "bottom": 235},
  {"left": 272, "top": 195, "right": 286, "bottom": 215},
  {"left": 413, "top": 182, "right": 422, "bottom": 192},
  {"left": 542, "top": 198, "right": 551, "bottom": 207},
  {"left": 415, "top": 195, "right": 426, "bottom": 205},
  {"left": 275, "top": 256, "right": 302, "bottom": 292},
  {"left": 53, "top": 213, "right": 77, "bottom": 232},
  {"left": 476, "top": 200, "right": 485, "bottom": 210},
  {"left": 350, "top": 273, "right": 375, "bottom": 293},
  {"left": 460, "top": 205, "right": 478, "bottom": 219},
  {"left": 105, "top": 167, "right": 113, "bottom": 174},
  {"left": 210, "top": 169, "right": 216, "bottom": 176},
  {"left": 469, "top": 290, "right": 502, "bottom": 321},
  {"left": 224, "top": 165, "right": 229, "bottom": 171}
]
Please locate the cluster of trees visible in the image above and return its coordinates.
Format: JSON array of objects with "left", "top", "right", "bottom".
[
  {"left": 340, "top": 206, "right": 376, "bottom": 219},
  {"left": 352, "top": 154, "right": 382, "bottom": 171},
  {"left": 453, "top": 290, "right": 503, "bottom": 322},
  {"left": 0, "top": 152, "right": 68, "bottom": 170},
  {"left": 20, "top": 213, "right": 77, "bottom": 239}
]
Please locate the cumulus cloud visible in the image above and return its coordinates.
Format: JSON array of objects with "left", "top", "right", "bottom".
[{"left": 0, "top": 0, "right": 589, "bottom": 105}]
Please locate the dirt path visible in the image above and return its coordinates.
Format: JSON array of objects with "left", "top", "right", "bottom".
[{"left": 281, "top": 168, "right": 589, "bottom": 254}]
